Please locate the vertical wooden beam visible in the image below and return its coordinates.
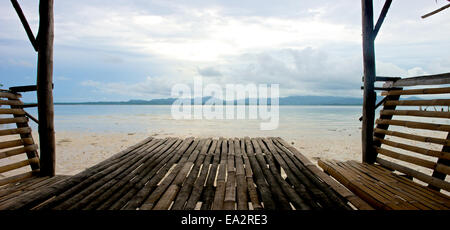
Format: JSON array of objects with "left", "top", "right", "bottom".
[
  {"left": 361, "top": 0, "right": 377, "bottom": 163},
  {"left": 428, "top": 133, "right": 450, "bottom": 191},
  {"left": 36, "top": 0, "right": 55, "bottom": 176},
  {"left": 373, "top": 93, "right": 401, "bottom": 146}
]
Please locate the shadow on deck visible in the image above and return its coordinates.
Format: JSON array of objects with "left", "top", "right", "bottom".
[{"left": 0, "top": 137, "right": 367, "bottom": 210}]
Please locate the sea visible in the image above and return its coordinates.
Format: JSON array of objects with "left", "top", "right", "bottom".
[{"left": 12, "top": 105, "right": 364, "bottom": 139}]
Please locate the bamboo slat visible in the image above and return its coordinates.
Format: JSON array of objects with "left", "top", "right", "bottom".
[
  {"left": 0, "top": 145, "right": 37, "bottom": 159},
  {"left": 211, "top": 140, "right": 227, "bottom": 210},
  {"left": 200, "top": 138, "right": 222, "bottom": 210},
  {"left": 0, "top": 137, "right": 362, "bottom": 210},
  {"left": 335, "top": 161, "right": 420, "bottom": 209},
  {"left": 0, "top": 157, "right": 39, "bottom": 173},
  {"left": 318, "top": 160, "right": 393, "bottom": 210},
  {"left": 171, "top": 139, "right": 212, "bottom": 210},
  {"left": 435, "top": 164, "right": 450, "bottom": 176},
  {"left": 0, "top": 92, "right": 21, "bottom": 100},
  {"left": 0, "top": 177, "right": 46, "bottom": 196},
  {"left": 251, "top": 140, "right": 291, "bottom": 210},
  {"left": 264, "top": 140, "right": 319, "bottom": 209},
  {"left": 233, "top": 138, "right": 248, "bottom": 210},
  {"left": 368, "top": 164, "right": 450, "bottom": 205},
  {"left": 154, "top": 141, "right": 204, "bottom": 210},
  {"left": 51, "top": 139, "right": 175, "bottom": 210},
  {"left": 106, "top": 138, "right": 194, "bottom": 210},
  {"left": 271, "top": 138, "right": 352, "bottom": 209},
  {"left": 374, "top": 146, "right": 437, "bottom": 170},
  {"left": 376, "top": 138, "right": 450, "bottom": 160},
  {"left": 243, "top": 137, "right": 276, "bottom": 210},
  {"left": 0, "top": 99, "right": 23, "bottom": 106},
  {"left": 0, "top": 138, "right": 33, "bottom": 150},
  {"left": 153, "top": 149, "right": 200, "bottom": 210},
  {"left": 384, "top": 73, "right": 450, "bottom": 87},
  {"left": 183, "top": 140, "right": 217, "bottom": 210},
  {"left": 381, "top": 87, "right": 450, "bottom": 96},
  {"left": 376, "top": 158, "right": 450, "bottom": 192},
  {"left": 430, "top": 133, "right": 450, "bottom": 190},
  {"left": 0, "top": 170, "right": 37, "bottom": 187},
  {"left": 258, "top": 144, "right": 309, "bottom": 210},
  {"left": 8, "top": 98, "right": 40, "bottom": 171},
  {"left": 376, "top": 119, "right": 450, "bottom": 132},
  {"left": 105, "top": 139, "right": 192, "bottom": 210},
  {"left": 385, "top": 99, "right": 450, "bottom": 106},
  {"left": 380, "top": 110, "right": 450, "bottom": 119},
  {"left": 347, "top": 163, "right": 435, "bottom": 209},
  {"left": 223, "top": 138, "right": 236, "bottom": 210},
  {"left": 240, "top": 138, "right": 262, "bottom": 210},
  {"left": 0, "top": 127, "right": 31, "bottom": 136},
  {"left": 374, "top": 128, "right": 450, "bottom": 146},
  {"left": 356, "top": 161, "right": 450, "bottom": 209},
  {"left": 25, "top": 176, "right": 67, "bottom": 192},
  {"left": 84, "top": 138, "right": 190, "bottom": 210},
  {"left": 274, "top": 138, "right": 373, "bottom": 210},
  {"left": 0, "top": 108, "right": 26, "bottom": 115},
  {"left": 0, "top": 137, "right": 154, "bottom": 210},
  {"left": 1, "top": 177, "right": 68, "bottom": 208},
  {"left": 140, "top": 139, "right": 201, "bottom": 210},
  {"left": 340, "top": 161, "right": 426, "bottom": 210},
  {"left": 0, "top": 117, "right": 28, "bottom": 125},
  {"left": 93, "top": 138, "right": 185, "bottom": 210}
]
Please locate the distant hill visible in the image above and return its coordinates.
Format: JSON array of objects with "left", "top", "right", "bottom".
[
  {"left": 54, "top": 95, "right": 422, "bottom": 106},
  {"left": 279, "top": 96, "right": 361, "bottom": 105}
]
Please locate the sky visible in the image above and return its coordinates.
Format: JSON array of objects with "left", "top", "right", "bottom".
[{"left": 0, "top": 0, "right": 449, "bottom": 102}]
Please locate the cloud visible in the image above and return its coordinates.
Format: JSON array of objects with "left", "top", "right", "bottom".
[
  {"left": 80, "top": 46, "right": 436, "bottom": 99},
  {"left": 1, "top": 0, "right": 449, "bottom": 101},
  {"left": 81, "top": 75, "right": 191, "bottom": 99},
  {"left": 197, "top": 66, "right": 222, "bottom": 77}
]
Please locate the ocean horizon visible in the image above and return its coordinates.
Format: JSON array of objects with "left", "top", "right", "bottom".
[{"left": 13, "top": 104, "right": 364, "bottom": 138}]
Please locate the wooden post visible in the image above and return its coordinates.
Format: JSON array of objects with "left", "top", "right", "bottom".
[
  {"left": 373, "top": 0, "right": 392, "bottom": 39},
  {"left": 429, "top": 133, "right": 450, "bottom": 191},
  {"left": 36, "top": 0, "right": 55, "bottom": 176},
  {"left": 361, "top": 0, "right": 377, "bottom": 163},
  {"left": 10, "top": 0, "right": 38, "bottom": 51}
]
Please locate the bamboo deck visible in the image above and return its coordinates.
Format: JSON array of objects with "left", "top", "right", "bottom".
[{"left": 0, "top": 137, "right": 356, "bottom": 210}]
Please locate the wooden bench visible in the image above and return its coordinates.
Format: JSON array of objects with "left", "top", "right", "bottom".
[
  {"left": 0, "top": 90, "right": 69, "bottom": 206},
  {"left": 0, "top": 90, "right": 41, "bottom": 185},
  {"left": 319, "top": 73, "right": 450, "bottom": 210},
  {"left": 0, "top": 137, "right": 362, "bottom": 210}
]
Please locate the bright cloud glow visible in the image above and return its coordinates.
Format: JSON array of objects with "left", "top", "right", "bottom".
[{"left": 0, "top": 0, "right": 449, "bottom": 102}]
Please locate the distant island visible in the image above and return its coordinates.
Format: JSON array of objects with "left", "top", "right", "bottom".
[
  {"left": 51, "top": 95, "right": 408, "bottom": 105},
  {"left": 50, "top": 95, "right": 424, "bottom": 106}
]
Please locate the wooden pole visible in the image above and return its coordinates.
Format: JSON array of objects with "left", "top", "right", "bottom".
[
  {"left": 10, "top": 0, "right": 38, "bottom": 52},
  {"left": 429, "top": 133, "right": 450, "bottom": 191},
  {"left": 421, "top": 3, "right": 450, "bottom": 19},
  {"left": 36, "top": 0, "right": 55, "bottom": 176},
  {"left": 373, "top": 0, "right": 392, "bottom": 39},
  {"left": 361, "top": 0, "right": 377, "bottom": 163}
]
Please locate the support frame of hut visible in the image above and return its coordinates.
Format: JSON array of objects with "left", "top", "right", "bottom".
[
  {"left": 361, "top": 0, "right": 393, "bottom": 163},
  {"left": 10, "top": 0, "right": 55, "bottom": 176}
]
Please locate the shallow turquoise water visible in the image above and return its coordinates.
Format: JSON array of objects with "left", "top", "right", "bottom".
[{"left": 7, "top": 105, "right": 363, "bottom": 138}]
